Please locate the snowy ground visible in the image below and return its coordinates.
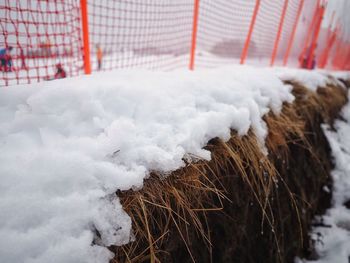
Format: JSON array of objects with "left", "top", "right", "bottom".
[
  {"left": 296, "top": 89, "right": 350, "bottom": 263},
  {"left": 0, "top": 51, "right": 298, "bottom": 87},
  {"left": 0, "top": 65, "right": 348, "bottom": 263}
]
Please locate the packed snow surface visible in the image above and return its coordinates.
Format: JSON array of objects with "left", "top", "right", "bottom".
[
  {"left": 272, "top": 67, "right": 347, "bottom": 91},
  {"left": 0, "top": 66, "right": 341, "bottom": 263},
  {"left": 297, "top": 89, "right": 350, "bottom": 263}
]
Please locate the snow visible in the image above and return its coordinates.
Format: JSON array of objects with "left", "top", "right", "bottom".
[
  {"left": 0, "top": 65, "right": 344, "bottom": 263},
  {"left": 0, "top": 53, "right": 293, "bottom": 87},
  {"left": 297, "top": 90, "right": 350, "bottom": 263},
  {"left": 272, "top": 67, "right": 349, "bottom": 91}
]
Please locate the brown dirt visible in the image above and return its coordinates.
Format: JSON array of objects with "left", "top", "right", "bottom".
[{"left": 110, "top": 79, "right": 349, "bottom": 263}]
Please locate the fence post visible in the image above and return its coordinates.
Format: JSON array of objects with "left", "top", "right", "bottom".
[
  {"left": 283, "top": 0, "right": 304, "bottom": 66},
  {"left": 321, "top": 33, "right": 336, "bottom": 68},
  {"left": 270, "top": 0, "right": 289, "bottom": 66},
  {"left": 346, "top": 45, "right": 350, "bottom": 70},
  {"left": 341, "top": 45, "right": 350, "bottom": 70},
  {"left": 319, "top": 28, "right": 337, "bottom": 69},
  {"left": 299, "top": 0, "right": 320, "bottom": 68},
  {"left": 240, "top": 0, "right": 260, "bottom": 65},
  {"left": 307, "top": 5, "right": 324, "bottom": 69},
  {"left": 318, "top": 12, "right": 335, "bottom": 68},
  {"left": 332, "top": 38, "right": 341, "bottom": 69},
  {"left": 80, "top": 0, "right": 91, "bottom": 74},
  {"left": 189, "top": 0, "right": 200, "bottom": 70}
]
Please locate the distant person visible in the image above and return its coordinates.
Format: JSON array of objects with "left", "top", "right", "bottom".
[
  {"left": 45, "top": 39, "right": 52, "bottom": 56},
  {"left": 39, "top": 39, "right": 52, "bottom": 57},
  {"left": 54, "top": 63, "right": 66, "bottom": 79},
  {"left": 44, "top": 63, "right": 66, "bottom": 80},
  {"left": 20, "top": 48, "right": 27, "bottom": 70},
  {"left": 96, "top": 45, "right": 103, "bottom": 70},
  {"left": 0, "top": 46, "right": 13, "bottom": 72}
]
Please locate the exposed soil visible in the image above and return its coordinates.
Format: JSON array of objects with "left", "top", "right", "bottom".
[{"left": 110, "top": 80, "right": 349, "bottom": 263}]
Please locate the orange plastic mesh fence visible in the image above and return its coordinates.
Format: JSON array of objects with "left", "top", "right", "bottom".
[
  {"left": 0, "top": 0, "right": 83, "bottom": 86},
  {"left": 194, "top": 0, "right": 256, "bottom": 68},
  {"left": 1, "top": 0, "right": 349, "bottom": 87},
  {"left": 88, "top": 0, "right": 194, "bottom": 71}
]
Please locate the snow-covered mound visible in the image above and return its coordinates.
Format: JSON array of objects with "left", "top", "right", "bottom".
[{"left": 0, "top": 66, "right": 343, "bottom": 263}]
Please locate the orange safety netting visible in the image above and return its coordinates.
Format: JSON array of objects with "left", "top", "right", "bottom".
[
  {"left": 88, "top": 0, "right": 194, "bottom": 71},
  {"left": 1, "top": 0, "right": 349, "bottom": 87},
  {"left": 0, "top": 0, "right": 83, "bottom": 86}
]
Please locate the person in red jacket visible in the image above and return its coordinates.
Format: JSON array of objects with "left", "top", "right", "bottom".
[
  {"left": 44, "top": 63, "right": 67, "bottom": 81},
  {"left": 54, "top": 63, "right": 66, "bottom": 79}
]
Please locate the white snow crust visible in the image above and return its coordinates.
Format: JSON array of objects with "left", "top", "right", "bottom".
[
  {"left": 0, "top": 65, "right": 341, "bottom": 263},
  {"left": 272, "top": 68, "right": 349, "bottom": 92}
]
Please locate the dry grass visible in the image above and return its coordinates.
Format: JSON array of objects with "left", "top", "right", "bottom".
[
  {"left": 113, "top": 159, "right": 227, "bottom": 262},
  {"left": 110, "top": 80, "right": 348, "bottom": 263},
  {"left": 288, "top": 81, "right": 347, "bottom": 127}
]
